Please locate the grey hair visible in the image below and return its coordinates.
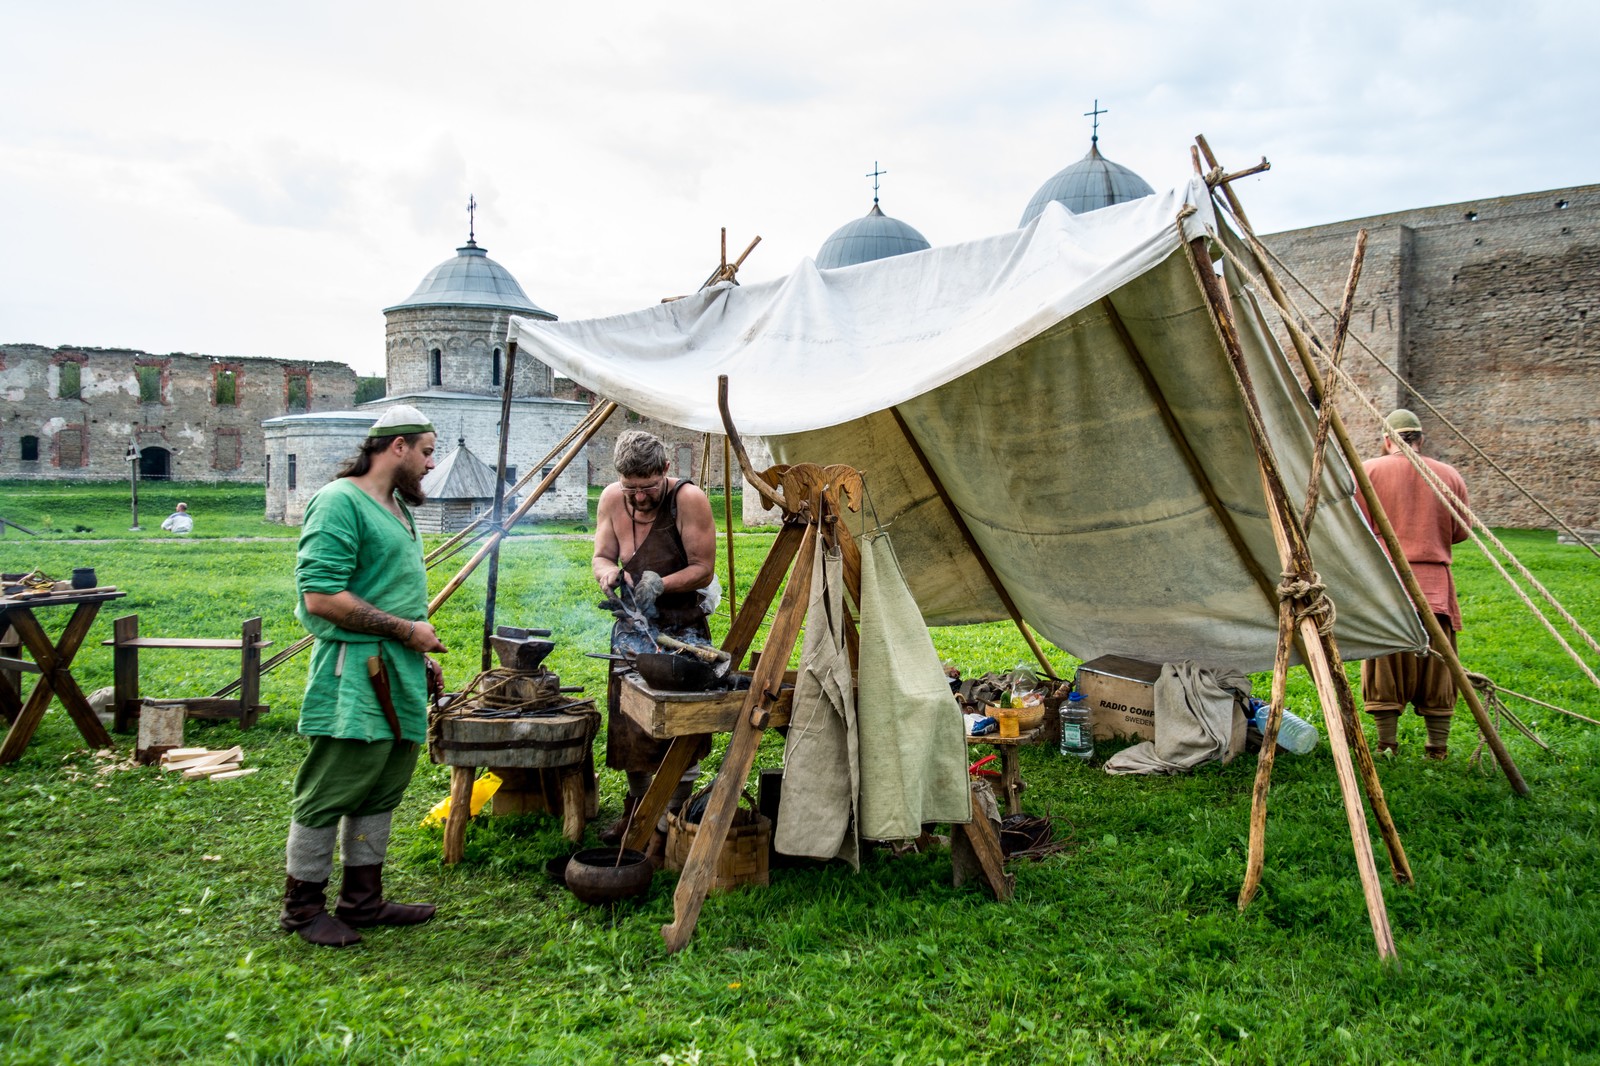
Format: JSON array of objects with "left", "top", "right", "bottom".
[{"left": 614, "top": 431, "right": 668, "bottom": 478}]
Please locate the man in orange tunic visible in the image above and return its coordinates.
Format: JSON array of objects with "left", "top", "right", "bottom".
[{"left": 1355, "top": 409, "right": 1470, "bottom": 759}]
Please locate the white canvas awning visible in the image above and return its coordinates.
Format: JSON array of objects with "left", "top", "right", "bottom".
[{"left": 508, "top": 179, "right": 1425, "bottom": 671}]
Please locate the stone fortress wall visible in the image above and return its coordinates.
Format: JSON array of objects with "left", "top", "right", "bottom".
[
  {"left": 1259, "top": 183, "right": 1600, "bottom": 529},
  {"left": 0, "top": 344, "right": 356, "bottom": 482}
]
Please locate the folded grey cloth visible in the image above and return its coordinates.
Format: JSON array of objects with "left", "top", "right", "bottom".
[{"left": 1103, "top": 660, "right": 1250, "bottom": 776}]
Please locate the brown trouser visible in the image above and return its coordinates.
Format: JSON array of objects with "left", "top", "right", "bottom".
[{"left": 1361, "top": 614, "right": 1459, "bottom": 716}]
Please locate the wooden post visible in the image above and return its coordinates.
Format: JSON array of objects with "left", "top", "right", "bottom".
[
  {"left": 1194, "top": 135, "right": 1528, "bottom": 797},
  {"left": 1187, "top": 234, "right": 1400, "bottom": 962},
  {"left": 442, "top": 765, "right": 475, "bottom": 865},
  {"left": 482, "top": 340, "right": 519, "bottom": 672},
  {"left": 723, "top": 433, "right": 737, "bottom": 622},
  {"left": 112, "top": 613, "right": 141, "bottom": 733},
  {"left": 238, "top": 617, "right": 263, "bottom": 729}
]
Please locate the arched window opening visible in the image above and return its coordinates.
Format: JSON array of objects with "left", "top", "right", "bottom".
[{"left": 430, "top": 349, "right": 443, "bottom": 387}]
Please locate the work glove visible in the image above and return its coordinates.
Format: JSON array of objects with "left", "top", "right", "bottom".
[{"left": 634, "top": 571, "right": 664, "bottom": 619}]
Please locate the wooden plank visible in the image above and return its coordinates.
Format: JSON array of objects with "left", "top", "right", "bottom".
[
  {"left": 953, "top": 813, "right": 1014, "bottom": 901},
  {"left": 0, "top": 656, "right": 41, "bottom": 674},
  {"left": 179, "top": 745, "right": 243, "bottom": 772},
  {"left": 207, "top": 767, "right": 259, "bottom": 781},
  {"left": 159, "top": 747, "right": 212, "bottom": 767},
  {"left": 184, "top": 760, "right": 246, "bottom": 780}
]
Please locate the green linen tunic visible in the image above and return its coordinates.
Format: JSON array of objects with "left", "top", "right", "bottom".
[{"left": 294, "top": 478, "right": 431, "bottom": 743}]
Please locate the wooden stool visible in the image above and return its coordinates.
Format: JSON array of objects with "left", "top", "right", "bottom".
[
  {"left": 103, "top": 614, "right": 270, "bottom": 731},
  {"left": 431, "top": 706, "right": 599, "bottom": 863},
  {"left": 965, "top": 724, "right": 1046, "bottom": 816}
]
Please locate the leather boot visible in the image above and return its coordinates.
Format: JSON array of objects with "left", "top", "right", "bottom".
[
  {"left": 598, "top": 793, "right": 641, "bottom": 846},
  {"left": 335, "top": 865, "right": 437, "bottom": 928},
  {"left": 642, "top": 827, "right": 669, "bottom": 871},
  {"left": 1424, "top": 745, "right": 1449, "bottom": 761},
  {"left": 280, "top": 875, "right": 362, "bottom": 947}
]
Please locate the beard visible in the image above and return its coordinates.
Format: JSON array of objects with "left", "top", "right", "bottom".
[{"left": 394, "top": 465, "right": 426, "bottom": 507}]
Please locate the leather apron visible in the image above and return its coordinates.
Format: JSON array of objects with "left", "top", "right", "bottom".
[{"left": 606, "top": 480, "right": 713, "bottom": 772}]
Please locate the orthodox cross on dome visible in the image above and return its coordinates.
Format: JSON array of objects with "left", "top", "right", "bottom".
[
  {"left": 866, "top": 161, "right": 887, "bottom": 205},
  {"left": 466, "top": 194, "right": 477, "bottom": 245},
  {"left": 1084, "top": 99, "right": 1108, "bottom": 145}
]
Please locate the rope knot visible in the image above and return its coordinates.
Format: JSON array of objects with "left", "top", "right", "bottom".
[{"left": 1277, "top": 570, "right": 1337, "bottom": 635}]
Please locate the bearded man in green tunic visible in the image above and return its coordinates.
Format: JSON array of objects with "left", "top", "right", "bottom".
[{"left": 279, "top": 404, "right": 448, "bottom": 948}]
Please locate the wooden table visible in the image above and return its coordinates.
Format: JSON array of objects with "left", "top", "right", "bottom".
[
  {"left": 965, "top": 724, "right": 1046, "bottom": 816},
  {"left": 0, "top": 589, "right": 125, "bottom": 763}
]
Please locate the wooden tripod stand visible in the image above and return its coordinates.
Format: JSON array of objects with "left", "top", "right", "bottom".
[{"left": 644, "top": 380, "right": 1011, "bottom": 953}]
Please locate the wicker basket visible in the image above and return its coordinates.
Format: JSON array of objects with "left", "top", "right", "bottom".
[
  {"left": 987, "top": 701, "right": 1047, "bottom": 733},
  {"left": 665, "top": 796, "right": 771, "bottom": 893}
]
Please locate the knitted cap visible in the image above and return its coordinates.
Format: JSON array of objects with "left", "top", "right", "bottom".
[
  {"left": 368, "top": 404, "right": 434, "bottom": 438},
  {"left": 1384, "top": 409, "right": 1423, "bottom": 434}
]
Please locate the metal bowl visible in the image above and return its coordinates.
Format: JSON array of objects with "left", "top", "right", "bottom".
[
  {"left": 563, "top": 847, "right": 654, "bottom": 905},
  {"left": 635, "top": 652, "right": 722, "bottom": 693}
]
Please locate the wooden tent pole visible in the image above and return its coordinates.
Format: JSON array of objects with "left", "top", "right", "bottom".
[
  {"left": 1195, "top": 135, "right": 1528, "bottom": 797},
  {"left": 888, "top": 406, "right": 1057, "bottom": 680},
  {"left": 1299, "top": 231, "right": 1367, "bottom": 536},
  {"left": 723, "top": 434, "right": 737, "bottom": 622},
  {"left": 425, "top": 399, "right": 613, "bottom": 567},
  {"left": 1188, "top": 234, "right": 1401, "bottom": 961},
  {"left": 481, "top": 340, "right": 519, "bottom": 671},
  {"left": 429, "top": 402, "right": 619, "bottom": 615}
]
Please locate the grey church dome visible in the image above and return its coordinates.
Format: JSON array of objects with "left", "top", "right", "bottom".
[
  {"left": 384, "top": 240, "right": 554, "bottom": 318},
  {"left": 816, "top": 204, "right": 930, "bottom": 269},
  {"left": 1018, "top": 141, "right": 1155, "bottom": 226}
]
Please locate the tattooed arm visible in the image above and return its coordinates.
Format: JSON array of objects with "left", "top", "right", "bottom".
[{"left": 302, "top": 591, "right": 447, "bottom": 653}]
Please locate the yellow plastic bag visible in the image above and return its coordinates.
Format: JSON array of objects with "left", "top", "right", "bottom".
[{"left": 420, "top": 772, "right": 502, "bottom": 827}]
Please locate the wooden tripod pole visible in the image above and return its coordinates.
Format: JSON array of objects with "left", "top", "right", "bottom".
[
  {"left": 1188, "top": 235, "right": 1399, "bottom": 961},
  {"left": 1195, "top": 135, "right": 1528, "bottom": 797},
  {"left": 428, "top": 402, "right": 618, "bottom": 615}
]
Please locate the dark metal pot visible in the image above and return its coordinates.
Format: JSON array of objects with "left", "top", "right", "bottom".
[
  {"left": 564, "top": 847, "right": 654, "bottom": 905},
  {"left": 635, "top": 652, "right": 721, "bottom": 693}
]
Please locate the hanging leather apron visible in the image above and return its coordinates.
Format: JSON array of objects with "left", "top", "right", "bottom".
[{"left": 606, "top": 480, "right": 713, "bottom": 772}]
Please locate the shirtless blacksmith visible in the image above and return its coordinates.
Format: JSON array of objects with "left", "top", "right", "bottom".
[{"left": 591, "top": 431, "right": 719, "bottom": 861}]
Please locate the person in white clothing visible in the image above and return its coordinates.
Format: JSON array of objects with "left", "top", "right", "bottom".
[{"left": 160, "top": 502, "right": 193, "bottom": 535}]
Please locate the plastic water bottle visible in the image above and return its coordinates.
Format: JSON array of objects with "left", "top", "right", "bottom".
[
  {"left": 1059, "top": 691, "right": 1094, "bottom": 760},
  {"left": 1249, "top": 698, "right": 1319, "bottom": 755}
]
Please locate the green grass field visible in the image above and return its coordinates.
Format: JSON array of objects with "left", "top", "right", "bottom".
[{"left": 1, "top": 484, "right": 1597, "bottom": 1063}]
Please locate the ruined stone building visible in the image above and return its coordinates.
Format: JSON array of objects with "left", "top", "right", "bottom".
[{"left": 0, "top": 344, "right": 355, "bottom": 481}]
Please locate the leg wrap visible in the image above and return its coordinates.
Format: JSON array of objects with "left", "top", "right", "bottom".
[
  {"left": 1372, "top": 711, "right": 1401, "bottom": 750},
  {"left": 340, "top": 812, "right": 393, "bottom": 868},
  {"left": 1424, "top": 714, "right": 1453, "bottom": 751},
  {"left": 286, "top": 822, "right": 338, "bottom": 882}
]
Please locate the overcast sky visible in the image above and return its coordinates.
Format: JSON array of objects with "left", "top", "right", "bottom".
[{"left": 4, "top": 1, "right": 1595, "bottom": 377}]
